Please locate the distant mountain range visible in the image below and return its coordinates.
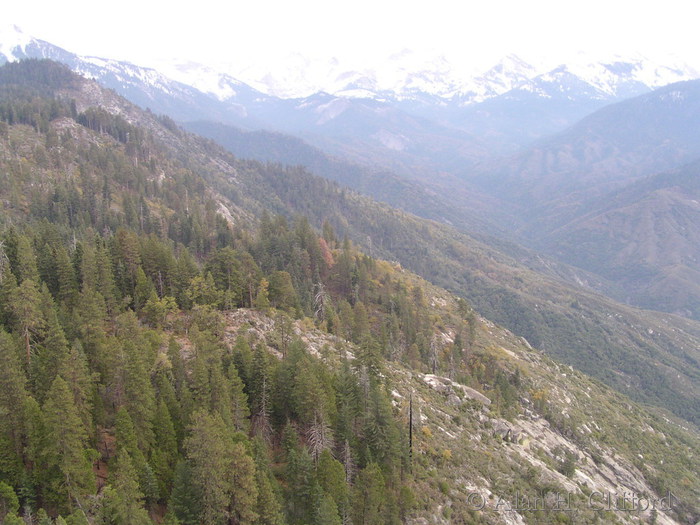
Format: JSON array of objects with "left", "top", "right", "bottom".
[
  {"left": 3, "top": 24, "right": 698, "bottom": 160},
  {"left": 4, "top": 23, "right": 700, "bottom": 321},
  {"left": 157, "top": 48, "right": 698, "bottom": 103}
]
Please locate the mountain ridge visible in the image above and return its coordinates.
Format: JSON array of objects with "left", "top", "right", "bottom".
[{"left": 0, "top": 59, "right": 698, "bottom": 524}]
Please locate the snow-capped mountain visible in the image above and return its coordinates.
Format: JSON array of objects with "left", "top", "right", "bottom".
[
  {"left": 3, "top": 23, "right": 700, "bottom": 178},
  {"left": 156, "top": 46, "right": 699, "bottom": 106},
  {"left": 3, "top": 24, "right": 697, "bottom": 114},
  {"left": 0, "top": 24, "right": 271, "bottom": 126},
  {"left": 518, "top": 55, "right": 698, "bottom": 101}
]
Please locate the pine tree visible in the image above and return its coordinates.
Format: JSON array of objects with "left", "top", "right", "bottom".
[
  {"left": 285, "top": 447, "right": 316, "bottom": 524},
  {"left": 185, "top": 410, "right": 238, "bottom": 525},
  {"left": 0, "top": 330, "right": 28, "bottom": 484},
  {"left": 42, "top": 376, "right": 96, "bottom": 511},
  {"left": 315, "top": 493, "right": 342, "bottom": 525},
  {"left": 316, "top": 450, "right": 348, "bottom": 521},
  {"left": 151, "top": 399, "right": 178, "bottom": 499},
  {"left": 54, "top": 244, "right": 78, "bottom": 307},
  {"left": 71, "top": 287, "right": 109, "bottom": 371},
  {"left": 31, "top": 285, "right": 69, "bottom": 402},
  {"left": 255, "top": 468, "right": 285, "bottom": 525},
  {"left": 0, "top": 269, "right": 18, "bottom": 330},
  {"left": 108, "top": 448, "right": 152, "bottom": 525},
  {"left": 9, "top": 278, "right": 44, "bottom": 366},
  {"left": 79, "top": 240, "right": 99, "bottom": 293},
  {"left": 351, "top": 302, "right": 370, "bottom": 344},
  {"left": 227, "top": 363, "right": 250, "bottom": 432},
  {"left": 57, "top": 341, "right": 94, "bottom": 434},
  {"left": 168, "top": 461, "right": 201, "bottom": 525},
  {"left": 185, "top": 409, "right": 260, "bottom": 525},
  {"left": 254, "top": 278, "right": 271, "bottom": 310},
  {"left": 114, "top": 407, "right": 159, "bottom": 504},
  {"left": 94, "top": 240, "right": 118, "bottom": 314},
  {"left": 2, "top": 511, "right": 23, "bottom": 525},
  {"left": 114, "top": 312, "right": 156, "bottom": 451},
  {"left": 134, "top": 266, "right": 155, "bottom": 311},
  {"left": 229, "top": 441, "right": 259, "bottom": 525},
  {"left": 0, "top": 480, "right": 19, "bottom": 521},
  {"left": 12, "top": 233, "right": 40, "bottom": 284},
  {"left": 351, "top": 463, "right": 385, "bottom": 525},
  {"left": 65, "top": 509, "right": 90, "bottom": 525},
  {"left": 250, "top": 344, "right": 272, "bottom": 442},
  {"left": 35, "top": 508, "right": 52, "bottom": 525},
  {"left": 268, "top": 270, "right": 298, "bottom": 313}
]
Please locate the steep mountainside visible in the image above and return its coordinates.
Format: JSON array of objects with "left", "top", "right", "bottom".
[
  {"left": 477, "top": 80, "right": 700, "bottom": 216},
  {"left": 182, "top": 119, "right": 507, "bottom": 235},
  {"left": 469, "top": 82, "right": 700, "bottom": 319},
  {"left": 540, "top": 160, "right": 700, "bottom": 318},
  {"left": 0, "top": 59, "right": 698, "bottom": 525},
  {"left": 5, "top": 60, "right": 698, "bottom": 428}
]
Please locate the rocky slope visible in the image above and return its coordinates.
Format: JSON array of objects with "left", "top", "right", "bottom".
[{"left": 222, "top": 295, "right": 700, "bottom": 524}]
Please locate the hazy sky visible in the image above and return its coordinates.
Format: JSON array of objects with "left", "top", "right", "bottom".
[{"left": 5, "top": 0, "right": 699, "bottom": 71}]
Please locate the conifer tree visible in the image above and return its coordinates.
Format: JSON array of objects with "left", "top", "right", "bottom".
[
  {"left": 12, "top": 233, "right": 40, "bottom": 284},
  {"left": 57, "top": 341, "right": 94, "bottom": 433},
  {"left": 351, "top": 302, "right": 370, "bottom": 344},
  {"left": 227, "top": 363, "right": 250, "bottom": 432},
  {"left": 42, "top": 376, "right": 96, "bottom": 511},
  {"left": 94, "top": 240, "right": 118, "bottom": 314},
  {"left": 229, "top": 441, "right": 259, "bottom": 525},
  {"left": 315, "top": 493, "right": 342, "bottom": 525},
  {"left": 31, "top": 285, "right": 69, "bottom": 401},
  {"left": 185, "top": 410, "right": 259, "bottom": 525},
  {"left": 134, "top": 266, "right": 155, "bottom": 311},
  {"left": 285, "top": 447, "right": 316, "bottom": 524},
  {"left": 250, "top": 344, "right": 272, "bottom": 441},
  {"left": 254, "top": 278, "right": 271, "bottom": 310},
  {"left": 0, "top": 330, "right": 28, "bottom": 484},
  {"left": 251, "top": 438, "right": 285, "bottom": 525},
  {"left": 65, "top": 509, "right": 90, "bottom": 525},
  {"left": 108, "top": 448, "right": 152, "bottom": 525},
  {"left": 2, "top": 512, "right": 23, "bottom": 525},
  {"left": 0, "top": 480, "right": 19, "bottom": 521},
  {"left": 151, "top": 399, "right": 178, "bottom": 499},
  {"left": 0, "top": 269, "right": 18, "bottom": 330},
  {"left": 114, "top": 407, "right": 159, "bottom": 504},
  {"left": 351, "top": 463, "right": 385, "bottom": 525},
  {"left": 168, "top": 461, "right": 201, "bottom": 525},
  {"left": 9, "top": 278, "right": 44, "bottom": 366},
  {"left": 114, "top": 313, "right": 156, "bottom": 451},
  {"left": 255, "top": 468, "right": 285, "bottom": 525},
  {"left": 54, "top": 244, "right": 78, "bottom": 307},
  {"left": 71, "top": 287, "right": 108, "bottom": 369},
  {"left": 316, "top": 450, "right": 348, "bottom": 521},
  {"left": 79, "top": 240, "right": 99, "bottom": 293},
  {"left": 35, "top": 508, "right": 52, "bottom": 525}
]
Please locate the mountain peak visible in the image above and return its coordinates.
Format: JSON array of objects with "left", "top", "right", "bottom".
[{"left": 0, "top": 24, "right": 35, "bottom": 61}]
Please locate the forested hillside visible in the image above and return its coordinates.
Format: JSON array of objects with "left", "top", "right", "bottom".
[
  {"left": 0, "top": 60, "right": 698, "bottom": 525},
  {"left": 182, "top": 96, "right": 700, "bottom": 427}
]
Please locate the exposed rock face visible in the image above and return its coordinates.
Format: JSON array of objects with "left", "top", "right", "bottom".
[
  {"left": 423, "top": 373, "right": 492, "bottom": 405},
  {"left": 219, "top": 308, "right": 690, "bottom": 525}
]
